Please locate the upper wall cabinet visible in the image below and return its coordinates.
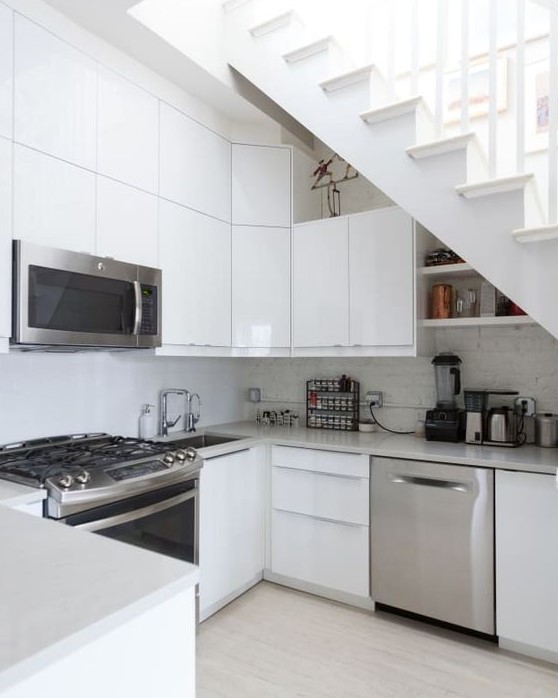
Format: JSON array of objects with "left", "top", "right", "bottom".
[
  {"left": 97, "top": 67, "right": 159, "bottom": 194},
  {"left": 0, "top": 5, "right": 13, "bottom": 140},
  {"left": 14, "top": 16, "right": 97, "bottom": 170},
  {"left": 0, "top": 137, "right": 12, "bottom": 343},
  {"left": 159, "top": 104, "right": 231, "bottom": 222},
  {"left": 159, "top": 200, "right": 231, "bottom": 347},
  {"left": 349, "top": 208, "right": 414, "bottom": 347},
  {"left": 232, "top": 144, "right": 291, "bottom": 227},
  {"left": 96, "top": 177, "right": 158, "bottom": 267},
  {"left": 13, "top": 144, "right": 96, "bottom": 253},
  {"left": 232, "top": 225, "right": 290, "bottom": 348},
  {"left": 294, "top": 217, "right": 349, "bottom": 348}
]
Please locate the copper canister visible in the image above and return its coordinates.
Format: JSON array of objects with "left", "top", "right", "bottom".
[{"left": 431, "top": 284, "right": 453, "bottom": 319}]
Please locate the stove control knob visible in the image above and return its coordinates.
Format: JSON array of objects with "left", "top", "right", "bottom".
[
  {"left": 175, "top": 450, "right": 187, "bottom": 462},
  {"left": 185, "top": 447, "right": 197, "bottom": 461},
  {"left": 75, "top": 470, "right": 91, "bottom": 485},
  {"left": 58, "top": 474, "right": 75, "bottom": 489},
  {"left": 163, "top": 453, "right": 175, "bottom": 465}
]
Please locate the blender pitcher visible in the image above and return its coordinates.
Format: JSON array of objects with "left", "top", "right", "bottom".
[{"left": 432, "top": 354, "right": 462, "bottom": 408}]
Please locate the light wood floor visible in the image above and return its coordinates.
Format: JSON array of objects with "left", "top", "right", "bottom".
[{"left": 197, "top": 582, "right": 558, "bottom": 698}]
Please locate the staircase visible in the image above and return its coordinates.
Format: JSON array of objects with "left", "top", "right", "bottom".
[{"left": 223, "top": 0, "right": 558, "bottom": 340}]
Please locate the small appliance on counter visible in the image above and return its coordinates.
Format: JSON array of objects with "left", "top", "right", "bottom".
[
  {"left": 464, "top": 389, "right": 523, "bottom": 446},
  {"left": 425, "top": 353, "right": 465, "bottom": 442}
]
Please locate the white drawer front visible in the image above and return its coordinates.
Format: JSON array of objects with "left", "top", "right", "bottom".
[
  {"left": 272, "top": 445, "right": 369, "bottom": 478},
  {"left": 271, "top": 509, "right": 369, "bottom": 597},
  {"left": 272, "top": 466, "right": 369, "bottom": 525}
]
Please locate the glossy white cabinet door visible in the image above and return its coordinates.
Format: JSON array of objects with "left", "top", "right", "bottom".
[
  {"left": 496, "top": 471, "right": 558, "bottom": 656},
  {"left": 0, "top": 137, "right": 11, "bottom": 340},
  {"left": 14, "top": 16, "right": 97, "bottom": 169},
  {"left": 293, "top": 217, "right": 349, "bottom": 347},
  {"left": 13, "top": 144, "right": 96, "bottom": 253},
  {"left": 232, "top": 225, "right": 290, "bottom": 348},
  {"left": 97, "top": 67, "right": 159, "bottom": 194},
  {"left": 232, "top": 144, "right": 291, "bottom": 227},
  {"left": 159, "top": 200, "right": 231, "bottom": 346},
  {"left": 349, "top": 208, "right": 414, "bottom": 346},
  {"left": 200, "top": 448, "right": 265, "bottom": 620},
  {"left": 96, "top": 177, "right": 158, "bottom": 267},
  {"left": 0, "top": 4, "right": 13, "bottom": 139},
  {"left": 160, "top": 103, "right": 231, "bottom": 222},
  {"left": 271, "top": 509, "right": 369, "bottom": 597}
]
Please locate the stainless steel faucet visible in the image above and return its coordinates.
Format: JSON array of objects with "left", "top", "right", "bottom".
[
  {"left": 159, "top": 389, "right": 189, "bottom": 437},
  {"left": 186, "top": 393, "right": 201, "bottom": 432}
]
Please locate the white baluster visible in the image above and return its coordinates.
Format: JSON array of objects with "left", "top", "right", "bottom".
[
  {"left": 488, "top": 0, "right": 498, "bottom": 178},
  {"left": 460, "top": 0, "right": 470, "bottom": 133},
  {"left": 435, "top": 0, "right": 448, "bottom": 137},
  {"left": 516, "top": 0, "right": 526, "bottom": 175},
  {"left": 411, "top": 0, "right": 419, "bottom": 95},
  {"left": 549, "top": 8, "right": 558, "bottom": 223},
  {"left": 387, "top": 0, "right": 396, "bottom": 99}
]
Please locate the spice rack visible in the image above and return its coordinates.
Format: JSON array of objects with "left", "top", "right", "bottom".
[{"left": 306, "top": 377, "right": 360, "bottom": 431}]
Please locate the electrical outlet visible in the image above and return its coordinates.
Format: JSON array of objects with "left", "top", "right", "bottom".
[
  {"left": 365, "top": 391, "right": 383, "bottom": 408},
  {"left": 514, "top": 396, "right": 536, "bottom": 417}
]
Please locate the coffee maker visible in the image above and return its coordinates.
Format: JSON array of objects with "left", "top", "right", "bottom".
[
  {"left": 464, "top": 389, "right": 520, "bottom": 446},
  {"left": 425, "top": 353, "right": 465, "bottom": 442}
]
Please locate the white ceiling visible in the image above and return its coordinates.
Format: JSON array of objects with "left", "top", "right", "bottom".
[{"left": 43, "top": 0, "right": 270, "bottom": 123}]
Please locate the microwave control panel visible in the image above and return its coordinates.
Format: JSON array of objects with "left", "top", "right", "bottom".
[{"left": 140, "top": 285, "right": 158, "bottom": 335}]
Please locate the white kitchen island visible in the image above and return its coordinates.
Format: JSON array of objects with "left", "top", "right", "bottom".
[{"left": 0, "top": 503, "right": 198, "bottom": 697}]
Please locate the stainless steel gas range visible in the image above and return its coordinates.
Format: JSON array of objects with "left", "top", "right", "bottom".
[{"left": 0, "top": 434, "right": 202, "bottom": 566}]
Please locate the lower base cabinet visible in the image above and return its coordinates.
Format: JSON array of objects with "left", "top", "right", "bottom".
[
  {"left": 199, "top": 447, "right": 265, "bottom": 621},
  {"left": 496, "top": 470, "right": 558, "bottom": 661},
  {"left": 269, "top": 446, "right": 370, "bottom": 603}
]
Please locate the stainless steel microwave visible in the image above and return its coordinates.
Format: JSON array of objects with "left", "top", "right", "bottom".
[{"left": 12, "top": 240, "right": 162, "bottom": 349}]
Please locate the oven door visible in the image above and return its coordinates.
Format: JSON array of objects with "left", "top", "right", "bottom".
[{"left": 63, "top": 480, "right": 198, "bottom": 565}]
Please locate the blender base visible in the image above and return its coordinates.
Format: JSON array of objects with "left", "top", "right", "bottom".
[{"left": 425, "top": 409, "right": 466, "bottom": 442}]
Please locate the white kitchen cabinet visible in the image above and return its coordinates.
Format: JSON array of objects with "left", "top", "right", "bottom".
[
  {"left": 159, "top": 199, "right": 231, "bottom": 347},
  {"left": 0, "top": 4, "right": 13, "bottom": 140},
  {"left": 13, "top": 144, "right": 96, "bottom": 253},
  {"left": 0, "top": 136, "right": 11, "bottom": 344},
  {"left": 496, "top": 470, "right": 558, "bottom": 662},
  {"left": 14, "top": 15, "right": 97, "bottom": 170},
  {"left": 232, "top": 144, "right": 291, "bottom": 227},
  {"left": 96, "top": 177, "right": 158, "bottom": 267},
  {"left": 160, "top": 103, "right": 231, "bottom": 222},
  {"left": 199, "top": 447, "right": 265, "bottom": 621},
  {"left": 269, "top": 446, "right": 370, "bottom": 603},
  {"left": 97, "top": 66, "right": 159, "bottom": 194},
  {"left": 349, "top": 207, "right": 414, "bottom": 347},
  {"left": 232, "top": 225, "right": 290, "bottom": 348},
  {"left": 293, "top": 217, "right": 349, "bottom": 347}
]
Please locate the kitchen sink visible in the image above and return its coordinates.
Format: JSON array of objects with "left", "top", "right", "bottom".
[{"left": 166, "top": 433, "right": 245, "bottom": 450}]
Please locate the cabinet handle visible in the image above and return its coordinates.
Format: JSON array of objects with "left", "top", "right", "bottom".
[
  {"left": 389, "top": 474, "right": 470, "bottom": 493},
  {"left": 206, "top": 448, "right": 251, "bottom": 460},
  {"left": 274, "top": 507, "right": 366, "bottom": 528},
  {"left": 273, "top": 464, "right": 367, "bottom": 481}
]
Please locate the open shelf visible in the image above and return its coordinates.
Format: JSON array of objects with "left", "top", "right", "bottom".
[
  {"left": 418, "top": 263, "right": 475, "bottom": 277},
  {"left": 419, "top": 316, "right": 536, "bottom": 329}
]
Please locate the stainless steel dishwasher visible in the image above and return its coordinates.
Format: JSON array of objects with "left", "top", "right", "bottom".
[{"left": 370, "top": 457, "right": 494, "bottom": 635}]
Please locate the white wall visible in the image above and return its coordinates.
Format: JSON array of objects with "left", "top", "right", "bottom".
[
  {"left": 0, "top": 353, "right": 246, "bottom": 443},
  {"left": 242, "top": 325, "right": 558, "bottom": 432}
]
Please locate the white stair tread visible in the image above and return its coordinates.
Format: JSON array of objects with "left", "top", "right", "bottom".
[
  {"left": 456, "top": 174, "right": 534, "bottom": 198},
  {"left": 512, "top": 224, "right": 558, "bottom": 243},
  {"left": 406, "top": 133, "right": 476, "bottom": 159},
  {"left": 319, "top": 64, "right": 374, "bottom": 92},
  {"left": 222, "top": 0, "right": 252, "bottom": 12},
  {"left": 249, "top": 10, "right": 293, "bottom": 37},
  {"left": 283, "top": 36, "right": 333, "bottom": 63},
  {"left": 360, "top": 96, "right": 422, "bottom": 124}
]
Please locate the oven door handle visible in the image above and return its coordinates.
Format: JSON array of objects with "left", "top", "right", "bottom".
[{"left": 74, "top": 489, "right": 196, "bottom": 532}]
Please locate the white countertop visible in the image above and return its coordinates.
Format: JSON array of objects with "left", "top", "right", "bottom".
[
  {"left": 0, "top": 506, "right": 198, "bottom": 692},
  {"left": 0, "top": 480, "right": 47, "bottom": 507},
  {"left": 165, "top": 421, "right": 558, "bottom": 475}
]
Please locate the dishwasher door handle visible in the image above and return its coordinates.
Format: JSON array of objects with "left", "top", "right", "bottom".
[{"left": 389, "top": 473, "right": 471, "bottom": 493}]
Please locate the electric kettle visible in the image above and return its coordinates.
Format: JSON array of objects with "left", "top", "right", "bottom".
[{"left": 487, "top": 407, "right": 517, "bottom": 444}]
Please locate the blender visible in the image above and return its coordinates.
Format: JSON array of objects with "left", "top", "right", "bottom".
[{"left": 425, "top": 353, "right": 466, "bottom": 442}]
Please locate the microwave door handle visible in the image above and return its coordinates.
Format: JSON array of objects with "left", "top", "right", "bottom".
[{"left": 133, "top": 281, "right": 143, "bottom": 335}]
